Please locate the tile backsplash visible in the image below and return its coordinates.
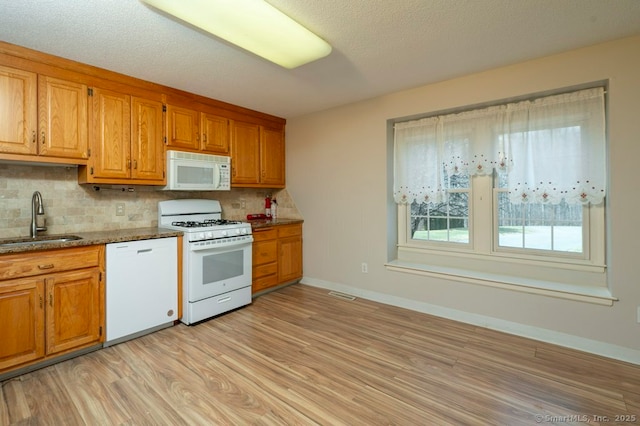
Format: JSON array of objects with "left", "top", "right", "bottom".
[{"left": 0, "top": 163, "right": 302, "bottom": 238}]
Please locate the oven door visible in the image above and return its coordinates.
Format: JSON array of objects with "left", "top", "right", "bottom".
[{"left": 185, "top": 239, "right": 252, "bottom": 302}]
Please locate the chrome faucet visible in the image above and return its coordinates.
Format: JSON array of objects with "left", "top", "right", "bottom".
[{"left": 31, "top": 191, "right": 47, "bottom": 238}]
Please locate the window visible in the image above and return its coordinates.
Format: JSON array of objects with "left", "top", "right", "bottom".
[
  {"left": 390, "top": 87, "right": 611, "bottom": 304},
  {"left": 411, "top": 172, "right": 470, "bottom": 244}
]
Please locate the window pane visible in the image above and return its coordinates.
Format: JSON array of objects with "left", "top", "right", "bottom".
[
  {"left": 411, "top": 192, "right": 469, "bottom": 244},
  {"left": 497, "top": 192, "right": 583, "bottom": 253}
]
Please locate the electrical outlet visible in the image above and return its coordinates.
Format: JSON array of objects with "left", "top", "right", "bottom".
[
  {"left": 115, "top": 203, "right": 125, "bottom": 216},
  {"left": 240, "top": 199, "right": 246, "bottom": 209},
  {"left": 637, "top": 306, "right": 640, "bottom": 324},
  {"left": 361, "top": 262, "right": 368, "bottom": 273}
]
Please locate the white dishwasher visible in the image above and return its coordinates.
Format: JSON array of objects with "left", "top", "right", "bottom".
[{"left": 105, "top": 237, "right": 178, "bottom": 346}]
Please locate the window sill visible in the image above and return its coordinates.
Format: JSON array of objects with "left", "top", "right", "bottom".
[{"left": 385, "top": 259, "right": 617, "bottom": 306}]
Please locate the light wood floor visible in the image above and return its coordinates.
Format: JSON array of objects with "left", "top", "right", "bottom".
[{"left": 1, "top": 284, "right": 639, "bottom": 425}]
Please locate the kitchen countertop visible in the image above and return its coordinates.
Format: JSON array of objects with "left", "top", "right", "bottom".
[
  {"left": 248, "top": 218, "right": 304, "bottom": 229},
  {"left": 0, "top": 227, "right": 183, "bottom": 255}
]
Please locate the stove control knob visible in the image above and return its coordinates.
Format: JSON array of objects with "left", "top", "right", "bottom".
[
  {"left": 206, "top": 231, "right": 214, "bottom": 239},
  {"left": 234, "top": 228, "right": 241, "bottom": 235},
  {"left": 221, "top": 230, "right": 228, "bottom": 237},
  {"left": 197, "top": 232, "right": 205, "bottom": 241}
]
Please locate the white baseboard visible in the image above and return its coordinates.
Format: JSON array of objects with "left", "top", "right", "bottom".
[{"left": 300, "top": 277, "right": 640, "bottom": 366}]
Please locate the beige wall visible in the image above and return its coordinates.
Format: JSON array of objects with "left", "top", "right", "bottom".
[
  {"left": 0, "top": 164, "right": 301, "bottom": 238},
  {"left": 286, "top": 35, "right": 640, "bottom": 360}
]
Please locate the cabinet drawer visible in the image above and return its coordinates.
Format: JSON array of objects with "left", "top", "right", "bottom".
[
  {"left": 252, "top": 240, "right": 277, "bottom": 265},
  {"left": 0, "top": 246, "right": 102, "bottom": 281},
  {"left": 252, "top": 228, "right": 277, "bottom": 242},
  {"left": 253, "top": 262, "right": 277, "bottom": 279},
  {"left": 253, "top": 274, "right": 278, "bottom": 292},
  {"left": 277, "top": 224, "right": 302, "bottom": 238}
]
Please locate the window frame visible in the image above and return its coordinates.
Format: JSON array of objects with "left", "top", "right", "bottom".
[{"left": 390, "top": 84, "right": 612, "bottom": 305}]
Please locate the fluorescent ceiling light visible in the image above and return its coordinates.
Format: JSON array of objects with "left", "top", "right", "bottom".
[{"left": 140, "top": 0, "right": 332, "bottom": 69}]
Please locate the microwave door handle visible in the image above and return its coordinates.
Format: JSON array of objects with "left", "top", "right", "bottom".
[{"left": 213, "top": 163, "right": 221, "bottom": 189}]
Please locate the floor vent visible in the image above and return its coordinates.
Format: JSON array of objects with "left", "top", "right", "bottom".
[{"left": 328, "top": 291, "right": 356, "bottom": 301}]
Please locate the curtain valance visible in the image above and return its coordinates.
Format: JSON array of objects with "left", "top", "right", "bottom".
[{"left": 393, "top": 88, "right": 606, "bottom": 205}]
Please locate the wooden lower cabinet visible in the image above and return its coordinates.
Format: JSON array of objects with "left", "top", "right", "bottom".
[
  {"left": 0, "top": 246, "right": 104, "bottom": 375},
  {"left": 46, "top": 269, "right": 102, "bottom": 355},
  {"left": 0, "top": 278, "right": 44, "bottom": 371},
  {"left": 252, "top": 223, "right": 302, "bottom": 294},
  {"left": 252, "top": 228, "right": 278, "bottom": 293}
]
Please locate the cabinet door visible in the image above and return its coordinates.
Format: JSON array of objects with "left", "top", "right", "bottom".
[
  {"left": 132, "top": 97, "right": 164, "bottom": 181},
  {"left": 201, "top": 112, "right": 229, "bottom": 154},
  {"left": 0, "top": 65, "right": 37, "bottom": 155},
  {"left": 166, "top": 104, "right": 199, "bottom": 150},
  {"left": 260, "top": 127, "right": 285, "bottom": 187},
  {"left": 278, "top": 225, "right": 303, "bottom": 283},
  {"left": 90, "top": 87, "right": 131, "bottom": 179},
  {"left": 230, "top": 120, "right": 260, "bottom": 185},
  {"left": 38, "top": 75, "right": 88, "bottom": 159},
  {"left": 0, "top": 278, "right": 45, "bottom": 371},
  {"left": 45, "top": 269, "right": 102, "bottom": 355}
]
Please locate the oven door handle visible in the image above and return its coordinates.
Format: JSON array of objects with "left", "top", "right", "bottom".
[{"left": 189, "top": 239, "right": 253, "bottom": 252}]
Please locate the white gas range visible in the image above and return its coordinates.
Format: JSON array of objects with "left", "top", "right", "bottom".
[{"left": 158, "top": 199, "right": 253, "bottom": 324}]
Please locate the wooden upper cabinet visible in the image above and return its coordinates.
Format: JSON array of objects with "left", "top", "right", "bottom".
[
  {"left": 166, "top": 104, "right": 199, "bottom": 150},
  {"left": 81, "top": 89, "right": 164, "bottom": 184},
  {"left": 201, "top": 112, "right": 230, "bottom": 154},
  {"left": 261, "top": 127, "right": 285, "bottom": 187},
  {"left": 230, "top": 120, "right": 261, "bottom": 184},
  {"left": 231, "top": 121, "right": 285, "bottom": 188},
  {"left": 0, "top": 67, "right": 88, "bottom": 162},
  {"left": 0, "top": 42, "right": 286, "bottom": 171},
  {"left": 90, "top": 87, "right": 131, "bottom": 179},
  {"left": 166, "top": 104, "right": 230, "bottom": 155},
  {"left": 0, "top": 65, "right": 37, "bottom": 155},
  {"left": 131, "top": 97, "right": 164, "bottom": 181},
  {"left": 38, "top": 75, "right": 88, "bottom": 159}
]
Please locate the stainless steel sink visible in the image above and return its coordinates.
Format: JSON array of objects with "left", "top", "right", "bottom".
[{"left": 0, "top": 235, "right": 83, "bottom": 248}]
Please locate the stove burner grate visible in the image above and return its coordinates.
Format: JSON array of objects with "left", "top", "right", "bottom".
[{"left": 171, "top": 219, "right": 242, "bottom": 228}]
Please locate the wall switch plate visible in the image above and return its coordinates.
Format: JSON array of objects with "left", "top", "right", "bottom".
[
  {"left": 116, "top": 203, "right": 125, "bottom": 216},
  {"left": 361, "top": 262, "right": 368, "bottom": 273}
]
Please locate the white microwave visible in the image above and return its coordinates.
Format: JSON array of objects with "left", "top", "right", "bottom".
[{"left": 163, "top": 150, "right": 231, "bottom": 191}]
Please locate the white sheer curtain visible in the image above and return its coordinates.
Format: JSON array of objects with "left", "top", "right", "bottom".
[{"left": 393, "top": 87, "right": 606, "bottom": 205}]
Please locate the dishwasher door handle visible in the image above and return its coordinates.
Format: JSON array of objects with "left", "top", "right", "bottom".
[{"left": 137, "top": 248, "right": 153, "bottom": 254}]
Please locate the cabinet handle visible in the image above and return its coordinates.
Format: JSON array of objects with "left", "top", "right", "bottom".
[
  {"left": 32, "top": 131, "right": 36, "bottom": 143},
  {"left": 203, "top": 133, "right": 207, "bottom": 142},
  {"left": 38, "top": 264, "right": 55, "bottom": 270},
  {"left": 49, "top": 293, "right": 53, "bottom": 307},
  {"left": 127, "top": 159, "right": 131, "bottom": 169},
  {"left": 133, "top": 160, "right": 138, "bottom": 170},
  {"left": 39, "top": 295, "right": 43, "bottom": 308},
  {"left": 41, "top": 131, "right": 45, "bottom": 144}
]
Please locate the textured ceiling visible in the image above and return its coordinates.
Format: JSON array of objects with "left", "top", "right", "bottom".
[{"left": 1, "top": 1, "right": 640, "bottom": 119}]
